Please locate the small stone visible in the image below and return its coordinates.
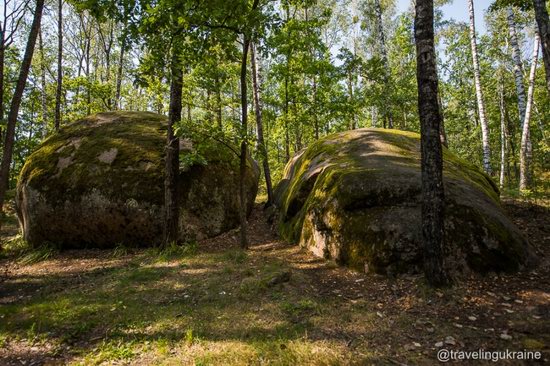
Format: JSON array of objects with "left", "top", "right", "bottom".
[
  {"left": 468, "top": 316, "right": 477, "bottom": 321},
  {"left": 435, "top": 341, "right": 444, "bottom": 348},
  {"left": 500, "top": 333, "right": 513, "bottom": 341},
  {"left": 454, "top": 323, "right": 463, "bottom": 328},
  {"left": 445, "top": 336, "right": 456, "bottom": 346}
]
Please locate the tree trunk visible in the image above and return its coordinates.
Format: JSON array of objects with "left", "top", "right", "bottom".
[
  {"left": 519, "top": 33, "right": 540, "bottom": 192},
  {"left": 414, "top": 0, "right": 451, "bottom": 287},
  {"left": 251, "top": 42, "right": 273, "bottom": 207},
  {"left": 533, "top": 0, "right": 550, "bottom": 94},
  {"left": 239, "top": 36, "right": 250, "bottom": 249},
  {"left": 54, "top": 0, "right": 63, "bottom": 131},
  {"left": 312, "top": 76, "right": 319, "bottom": 139},
  {"left": 284, "top": 74, "right": 290, "bottom": 162},
  {"left": 164, "top": 43, "right": 183, "bottom": 246},
  {"left": 0, "top": 38, "right": 5, "bottom": 143},
  {"left": 507, "top": 8, "right": 527, "bottom": 124},
  {"left": 347, "top": 70, "right": 355, "bottom": 130},
  {"left": 437, "top": 91, "right": 448, "bottom": 147},
  {"left": 115, "top": 32, "right": 126, "bottom": 110},
  {"left": 215, "top": 75, "right": 222, "bottom": 129},
  {"left": 38, "top": 30, "right": 48, "bottom": 137},
  {"left": 499, "top": 72, "right": 507, "bottom": 189},
  {"left": 0, "top": 0, "right": 45, "bottom": 216},
  {"left": 467, "top": 0, "right": 491, "bottom": 174},
  {"left": 374, "top": 0, "right": 393, "bottom": 128}
]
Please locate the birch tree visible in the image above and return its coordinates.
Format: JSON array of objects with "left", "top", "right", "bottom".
[
  {"left": 507, "top": 7, "right": 527, "bottom": 123},
  {"left": 467, "top": 0, "right": 491, "bottom": 174},
  {"left": 519, "top": 33, "right": 540, "bottom": 191},
  {"left": 533, "top": 0, "right": 550, "bottom": 94}
]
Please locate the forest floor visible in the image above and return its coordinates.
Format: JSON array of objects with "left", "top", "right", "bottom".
[{"left": 0, "top": 198, "right": 548, "bottom": 365}]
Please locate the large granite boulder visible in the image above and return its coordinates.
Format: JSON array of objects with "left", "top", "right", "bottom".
[
  {"left": 16, "top": 111, "right": 259, "bottom": 248},
  {"left": 274, "top": 128, "right": 537, "bottom": 275}
]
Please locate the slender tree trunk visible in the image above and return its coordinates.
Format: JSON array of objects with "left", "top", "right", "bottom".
[
  {"left": 312, "top": 76, "right": 319, "bottom": 139},
  {"left": 215, "top": 76, "right": 222, "bottom": 129},
  {"left": 467, "top": 0, "right": 491, "bottom": 174},
  {"left": 85, "top": 21, "right": 91, "bottom": 116},
  {"left": 0, "top": 0, "right": 45, "bottom": 216},
  {"left": 251, "top": 42, "right": 273, "bottom": 207},
  {"left": 284, "top": 74, "right": 290, "bottom": 161},
  {"left": 239, "top": 36, "right": 251, "bottom": 249},
  {"left": 206, "top": 89, "right": 212, "bottom": 124},
  {"left": 437, "top": 91, "right": 448, "bottom": 147},
  {"left": 115, "top": 33, "right": 126, "bottom": 110},
  {"left": 533, "top": 0, "right": 550, "bottom": 94},
  {"left": 0, "top": 38, "right": 5, "bottom": 143},
  {"left": 38, "top": 29, "right": 47, "bottom": 137},
  {"left": 499, "top": 72, "right": 507, "bottom": 189},
  {"left": 519, "top": 33, "right": 540, "bottom": 191},
  {"left": 54, "top": 0, "right": 63, "bottom": 130},
  {"left": 507, "top": 8, "right": 527, "bottom": 124},
  {"left": 374, "top": 0, "right": 393, "bottom": 128},
  {"left": 164, "top": 43, "right": 183, "bottom": 246},
  {"left": 414, "top": 0, "right": 451, "bottom": 287},
  {"left": 347, "top": 71, "right": 355, "bottom": 130}
]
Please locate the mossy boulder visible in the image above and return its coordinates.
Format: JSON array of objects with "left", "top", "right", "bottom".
[
  {"left": 16, "top": 111, "right": 259, "bottom": 248},
  {"left": 274, "top": 128, "right": 537, "bottom": 276}
]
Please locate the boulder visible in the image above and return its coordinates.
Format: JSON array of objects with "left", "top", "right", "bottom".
[
  {"left": 274, "top": 128, "right": 536, "bottom": 275},
  {"left": 16, "top": 111, "right": 259, "bottom": 248}
]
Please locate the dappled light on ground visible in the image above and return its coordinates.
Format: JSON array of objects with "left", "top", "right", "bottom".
[{"left": 0, "top": 203, "right": 548, "bottom": 365}]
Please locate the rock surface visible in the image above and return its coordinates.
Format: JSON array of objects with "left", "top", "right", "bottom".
[
  {"left": 274, "top": 128, "right": 536, "bottom": 275},
  {"left": 16, "top": 111, "right": 259, "bottom": 248}
]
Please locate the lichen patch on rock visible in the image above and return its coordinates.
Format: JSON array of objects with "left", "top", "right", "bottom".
[{"left": 97, "top": 148, "right": 118, "bottom": 164}]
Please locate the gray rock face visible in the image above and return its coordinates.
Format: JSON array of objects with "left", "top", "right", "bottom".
[
  {"left": 274, "top": 128, "right": 537, "bottom": 275},
  {"left": 16, "top": 111, "right": 259, "bottom": 248}
]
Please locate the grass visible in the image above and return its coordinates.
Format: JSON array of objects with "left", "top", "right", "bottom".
[
  {"left": 0, "top": 246, "right": 364, "bottom": 365},
  {"left": 1, "top": 201, "right": 548, "bottom": 365}
]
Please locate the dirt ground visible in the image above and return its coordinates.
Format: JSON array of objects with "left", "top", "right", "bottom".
[{"left": 0, "top": 199, "right": 548, "bottom": 365}]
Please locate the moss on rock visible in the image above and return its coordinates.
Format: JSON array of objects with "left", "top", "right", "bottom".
[
  {"left": 274, "top": 128, "right": 536, "bottom": 276},
  {"left": 16, "top": 111, "right": 259, "bottom": 248}
]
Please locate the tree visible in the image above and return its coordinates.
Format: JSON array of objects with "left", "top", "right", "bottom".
[
  {"left": 251, "top": 41, "right": 274, "bottom": 207},
  {"left": 0, "top": 0, "right": 45, "bottom": 217},
  {"left": 164, "top": 34, "right": 183, "bottom": 246},
  {"left": 374, "top": 0, "right": 394, "bottom": 128},
  {"left": 414, "top": 0, "right": 451, "bottom": 287},
  {"left": 533, "top": 0, "right": 550, "bottom": 94},
  {"left": 507, "top": 7, "right": 527, "bottom": 124},
  {"left": 519, "top": 33, "right": 540, "bottom": 191},
  {"left": 0, "top": 0, "right": 29, "bottom": 142},
  {"left": 467, "top": 0, "right": 491, "bottom": 174},
  {"left": 54, "top": 0, "right": 63, "bottom": 130}
]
